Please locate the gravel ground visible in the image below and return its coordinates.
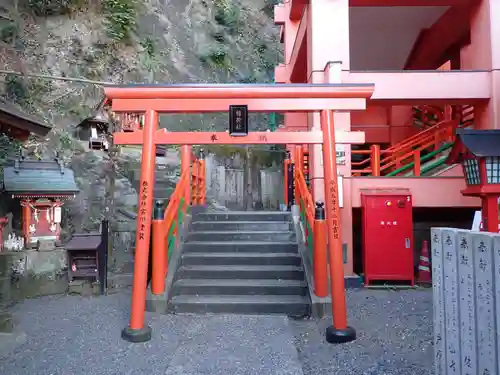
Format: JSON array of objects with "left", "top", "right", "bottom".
[
  {"left": 0, "top": 288, "right": 433, "bottom": 375},
  {"left": 290, "top": 288, "right": 434, "bottom": 375}
]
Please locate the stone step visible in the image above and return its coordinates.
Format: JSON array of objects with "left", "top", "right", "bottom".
[
  {"left": 155, "top": 179, "right": 177, "bottom": 188},
  {"left": 182, "top": 241, "right": 298, "bottom": 254},
  {"left": 181, "top": 252, "right": 302, "bottom": 266},
  {"left": 176, "top": 265, "right": 304, "bottom": 280},
  {"left": 134, "top": 181, "right": 175, "bottom": 190},
  {"left": 129, "top": 181, "right": 174, "bottom": 195},
  {"left": 191, "top": 221, "right": 292, "bottom": 232},
  {"left": 153, "top": 187, "right": 173, "bottom": 200},
  {"left": 195, "top": 211, "right": 291, "bottom": 222},
  {"left": 169, "top": 294, "right": 310, "bottom": 316},
  {"left": 186, "top": 231, "right": 296, "bottom": 242},
  {"left": 172, "top": 279, "right": 308, "bottom": 296},
  {"left": 131, "top": 168, "right": 178, "bottom": 181}
]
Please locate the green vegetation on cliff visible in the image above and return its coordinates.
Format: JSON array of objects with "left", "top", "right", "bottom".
[{"left": 0, "top": 0, "right": 282, "bottom": 133}]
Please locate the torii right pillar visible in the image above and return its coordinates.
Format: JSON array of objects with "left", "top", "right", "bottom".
[{"left": 307, "top": 0, "right": 356, "bottom": 281}]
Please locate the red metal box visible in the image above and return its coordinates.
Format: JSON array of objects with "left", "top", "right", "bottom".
[{"left": 361, "top": 189, "right": 414, "bottom": 286}]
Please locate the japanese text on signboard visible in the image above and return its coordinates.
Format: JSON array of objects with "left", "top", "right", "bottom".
[
  {"left": 229, "top": 105, "right": 248, "bottom": 135},
  {"left": 235, "top": 109, "right": 243, "bottom": 131}
]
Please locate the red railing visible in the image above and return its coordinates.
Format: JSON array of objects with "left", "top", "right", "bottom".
[
  {"left": 292, "top": 146, "right": 329, "bottom": 298},
  {"left": 352, "top": 104, "right": 474, "bottom": 177},
  {"left": 150, "top": 151, "right": 206, "bottom": 295},
  {"left": 294, "top": 166, "right": 330, "bottom": 297},
  {"left": 352, "top": 119, "right": 457, "bottom": 176},
  {"left": 191, "top": 157, "right": 206, "bottom": 205}
]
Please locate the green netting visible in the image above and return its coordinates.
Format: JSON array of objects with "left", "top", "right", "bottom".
[
  {"left": 299, "top": 200, "right": 314, "bottom": 253},
  {"left": 167, "top": 197, "right": 187, "bottom": 261},
  {"left": 306, "top": 220, "right": 313, "bottom": 252},
  {"left": 299, "top": 199, "right": 306, "bottom": 223},
  {"left": 419, "top": 155, "right": 448, "bottom": 175},
  {"left": 178, "top": 198, "right": 185, "bottom": 226},
  {"left": 167, "top": 219, "right": 177, "bottom": 259}
]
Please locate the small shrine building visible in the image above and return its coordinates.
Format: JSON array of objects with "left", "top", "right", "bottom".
[
  {"left": 0, "top": 100, "right": 52, "bottom": 141},
  {"left": 0, "top": 100, "right": 53, "bottom": 250},
  {"left": 2, "top": 156, "right": 79, "bottom": 247}
]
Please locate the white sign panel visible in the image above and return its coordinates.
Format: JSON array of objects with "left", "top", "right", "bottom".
[
  {"left": 336, "top": 144, "right": 346, "bottom": 165},
  {"left": 338, "top": 175, "right": 344, "bottom": 208},
  {"left": 471, "top": 210, "right": 500, "bottom": 232},
  {"left": 318, "top": 144, "right": 346, "bottom": 166},
  {"left": 54, "top": 207, "right": 62, "bottom": 223}
]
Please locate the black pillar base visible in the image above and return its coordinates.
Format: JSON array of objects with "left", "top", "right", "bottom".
[
  {"left": 121, "top": 326, "right": 152, "bottom": 343},
  {"left": 325, "top": 325, "right": 356, "bottom": 344}
]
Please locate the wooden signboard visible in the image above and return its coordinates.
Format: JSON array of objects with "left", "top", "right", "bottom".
[{"left": 229, "top": 105, "right": 248, "bottom": 136}]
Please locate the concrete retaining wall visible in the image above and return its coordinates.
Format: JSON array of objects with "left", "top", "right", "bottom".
[
  {"left": 0, "top": 248, "right": 68, "bottom": 307},
  {"left": 205, "top": 154, "right": 283, "bottom": 210},
  {"left": 431, "top": 228, "right": 500, "bottom": 375}
]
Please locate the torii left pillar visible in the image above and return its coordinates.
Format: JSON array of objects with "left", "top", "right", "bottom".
[{"left": 121, "top": 109, "right": 158, "bottom": 343}]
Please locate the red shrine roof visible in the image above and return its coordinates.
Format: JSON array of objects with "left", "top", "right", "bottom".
[{"left": 0, "top": 100, "right": 52, "bottom": 139}]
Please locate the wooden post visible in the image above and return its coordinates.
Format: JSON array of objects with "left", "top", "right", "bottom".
[
  {"left": 22, "top": 200, "right": 31, "bottom": 245},
  {"left": 192, "top": 159, "right": 199, "bottom": 205},
  {"left": 288, "top": 162, "right": 295, "bottom": 210},
  {"left": 151, "top": 200, "right": 166, "bottom": 295},
  {"left": 295, "top": 146, "right": 304, "bottom": 172},
  {"left": 413, "top": 151, "right": 421, "bottom": 176},
  {"left": 198, "top": 149, "right": 206, "bottom": 205},
  {"left": 370, "top": 144, "right": 381, "bottom": 176},
  {"left": 313, "top": 202, "right": 328, "bottom": 297},
  {"left": 181, "top": 145, "right": 191, "bottom": 203},
  {"left": 98, "top": 219, "right": 109, "bottom": 295},
  {"left": 481, "top": 195, "right": 499, "bottom": 233},
  {"left": 320, "top": 110, "right": 356, "bottom": 344},
  {"left": 121, "top": 109, "right": 157, "bottom": 343},
  {"left": 284, "top": 156, "right": 290, "bottom": 207}
]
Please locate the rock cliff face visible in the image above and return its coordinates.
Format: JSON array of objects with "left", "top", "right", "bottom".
[
  {"left": 0, "top": 0, "right": 282, "bottom": 276},
  {"left": 1, "top": 0, "right": 281, "bottom": 130}
]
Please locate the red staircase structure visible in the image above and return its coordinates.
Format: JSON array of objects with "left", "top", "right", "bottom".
[{"left": 351, "top": 105, "right": 474, "bottom": 177}]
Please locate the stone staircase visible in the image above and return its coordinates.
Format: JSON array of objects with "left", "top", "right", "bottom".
[
  {"left": 123, "top": 151, "right": 180, "bottom": 203},
  {"left": 168, "top": 211, "right": 311, "bottom": 316},
  {"left": 402, "top": 146, "right": 453, "bottom": 177}
]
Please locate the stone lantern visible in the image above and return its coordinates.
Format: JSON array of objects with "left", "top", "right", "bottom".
[{"left": 446, "top": 128, "right": 500, "bottom": 232}]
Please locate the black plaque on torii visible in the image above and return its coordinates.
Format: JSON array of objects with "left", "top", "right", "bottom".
[{"left": 229, "top": 105, "right": 248, "bottom": 136}]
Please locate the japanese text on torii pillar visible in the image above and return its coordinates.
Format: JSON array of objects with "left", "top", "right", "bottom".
[{"left": 139, "top": 181, "right": 149, "bottom": 241}]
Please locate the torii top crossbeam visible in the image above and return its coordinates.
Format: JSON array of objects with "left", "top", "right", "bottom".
[
  {"left": 104, "top": 83, "right": 374, "bottom": 99},
  {"left": 104, "top": 83, "right": 375, "bottom": 145},
  {"left": 104, "top": 83, "right": 374, "bottom": 113}
]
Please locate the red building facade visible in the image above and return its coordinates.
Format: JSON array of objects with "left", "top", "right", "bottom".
[{"left": 274, "top": 0, "right": 496, "bottom": 276}]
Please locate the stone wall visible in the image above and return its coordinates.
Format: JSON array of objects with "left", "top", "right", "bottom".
[
  {"left": 65, "top": 148, "right": 139, "bottom": 235},
  {"left": 0, "top": 248, "right": 68, "bottom": 308},
  {"left": 205, "top": 153, "right": 283, "bottom": 210},
  {"left": 110, "top": 209, "right": 137, "bottom": 275}
]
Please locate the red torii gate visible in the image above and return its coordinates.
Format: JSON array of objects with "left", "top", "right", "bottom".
[{"left": 104, "top": 83, "right": 374, "bottom": 344}]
